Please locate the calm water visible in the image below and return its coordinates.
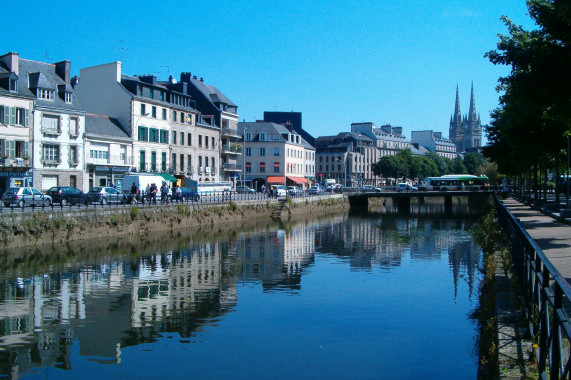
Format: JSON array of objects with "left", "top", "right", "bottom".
[{"left": 0, "top": 214, "right": 482, "bottom": 379}]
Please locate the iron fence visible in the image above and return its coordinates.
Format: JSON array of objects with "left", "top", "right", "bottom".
[{"left": 495, "top": 194, "right": 571, "bottom": 379}]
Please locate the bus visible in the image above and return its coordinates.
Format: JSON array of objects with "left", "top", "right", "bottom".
[
  {"left": 423, "top": 175, "right": 488, "bottom": 191},
  {"left": 186, "top": 179, "right": 233, "bottom": 195}
]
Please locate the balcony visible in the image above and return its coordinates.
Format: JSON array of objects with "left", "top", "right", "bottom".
[
  {"left": 221, "top": 143, "right": 243, "bottom": 155},
  {"left": 86, "top": 155, "right": 133, "bottom": 166},
  {"left": 222, "top": 163, "right": 242, "bottom": 172},
  {"left": 0, "top": 157, "right": 31, "bottom": 168},
  {"left": 221, "top": 127, "right": 241, "bottom": 139}
]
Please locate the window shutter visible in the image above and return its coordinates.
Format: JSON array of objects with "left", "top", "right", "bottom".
[
  {"left": 10, "top": 107, "right": 16, "bottom": 125},
  {"left": 4, "top": 141, "right": 10, "bottom": 157},
  {"left": 24, "top": 142, "right": 29, "bottom": 157},
  {"left": 24, "top": 109, "right": 29, "bottom": 127},
  {"left": 3, "top": 106, "right": 9, "bottom": 125},
  {"left": 9, "top": 141, "right": 15, "bottom": 158}
]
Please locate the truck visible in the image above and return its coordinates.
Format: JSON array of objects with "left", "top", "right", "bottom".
[
  {"left": 325, "top": 179, "right": 336, "bottom": 192},
  {"left": 121, "top": 173, "right": 166, "bottom": 203}
]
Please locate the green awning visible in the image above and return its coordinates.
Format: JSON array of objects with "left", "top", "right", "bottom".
[{"left": 160, "top": 172, "right": 178, "bottom": 182}]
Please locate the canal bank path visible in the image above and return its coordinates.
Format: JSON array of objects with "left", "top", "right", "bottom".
[{"left": 502, "top": 197, "right": 571, "bottom": 284}]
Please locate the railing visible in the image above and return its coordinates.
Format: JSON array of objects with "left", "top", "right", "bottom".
[
  {"left": 86, "top": 155, "right": 133, "bottom": 166},
  {"left": 0, "top": 158, "right": 31, "bottom": 168},
  {"left": 495, "top": 194, "right": 571, "bottom": 379},
  {"left": 220, "top": 127, "right": 241, "bottom": 138},
  {"left": 222, "top": 163, "right": 242, "bottom": 171},
  {"left": 221, "top": 143, "right": 243, "bottom": 154}
]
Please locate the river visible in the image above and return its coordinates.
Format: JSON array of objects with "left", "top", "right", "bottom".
[{"left": 0, "top": 213, "right": 482, "bottom": 379}]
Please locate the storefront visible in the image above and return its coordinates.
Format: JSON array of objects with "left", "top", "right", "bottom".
[
  {"left": 88, "top": 166, "right": 130, "bottom": 191},
  {"left": 0, "top": 169, "right": 33, "bottom": 193}
]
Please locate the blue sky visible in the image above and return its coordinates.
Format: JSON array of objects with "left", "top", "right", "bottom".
[{"left": 3, "top": 0, "right": 536, "bottom": 142}]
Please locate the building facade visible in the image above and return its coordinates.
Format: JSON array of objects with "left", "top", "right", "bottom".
[
  {"left": 0, "top": 53, "right": 34, "bottom": 192},
  {"left": 351, "top": 122, "right": 408, "bottom": 157},
  {"left": 410, "top": 130, "right": 457, "bottom": 160},
  {"left": 238, "top": 121, "right": 314, "bottom": 191}
]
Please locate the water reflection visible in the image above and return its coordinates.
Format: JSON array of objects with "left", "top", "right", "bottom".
[{"left": 0, "top": 215, "right": 481, "bottom": 378}]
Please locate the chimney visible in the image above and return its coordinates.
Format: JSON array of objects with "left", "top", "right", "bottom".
[
  {"left": 180, "top": 72, "right": 192, "bottom": 82},
  {"left": 71, "top": 76, "right": 79, "bottom": 88},
  {"left": 193, "top": 76, "right": 197, "bottom": 80},
  {"left": 55, "top": 60, "right": 71, "bottom": 83},
  {"left": 200, "top": 77, "right": 204, "bottom": 82},
  {"left": 0, "top": 52, "right": 20, "bottom": 75}
]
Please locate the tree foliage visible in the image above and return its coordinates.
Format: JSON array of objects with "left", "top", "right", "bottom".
[{"left": 484, "top": 1, "right": 571, "bottom": 176}]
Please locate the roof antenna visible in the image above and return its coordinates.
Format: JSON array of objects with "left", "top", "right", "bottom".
[
  {"left": 44, "top": 51, "right": 50, "bottom": 63},
  {"left": 120, "top": 40, "right": 129, "bottom": 60}
]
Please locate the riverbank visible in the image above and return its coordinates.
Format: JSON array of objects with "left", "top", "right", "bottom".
[{"left": 0, "top": 195, "right": 349, "bottom": 248}]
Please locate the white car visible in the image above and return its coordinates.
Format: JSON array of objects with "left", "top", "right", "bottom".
[
  {"left": 397, "top": 183, "right": 418, "bottom": 192},
  {"left": 272, "top": 185, "right": 287, "bottom": 197}
]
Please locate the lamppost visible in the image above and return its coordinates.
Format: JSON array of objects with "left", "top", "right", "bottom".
[{"left": 332, "top": 154, "right": 347, "bottom": 187}]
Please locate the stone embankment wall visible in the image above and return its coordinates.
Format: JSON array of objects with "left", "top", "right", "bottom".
[{"left": 0, "top": 196, "right": 348, "bottom": 248}]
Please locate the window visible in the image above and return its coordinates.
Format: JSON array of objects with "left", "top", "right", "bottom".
[
  {"left": 151, "top": 106, "right": 157, "bottom": 118},
  {"left": 245, "top": 162, "right": 252, "bottom": 172},
  {"left": 273, "top": 162, "right": 280, "bottom": 172},
  {"left": 64, "top": 93, "right": 72, "bottom": 103},
  {"left": 162, "top": 108, "right": 167, "bottom": 120},
  {"left": 140, "top": 151, "right": 146, "bottom": 171},
  {"left": 160, "top": 130, "right": 169, "bottom": 144},
  {"left": 180, "top": 132, "right": 184, "bottom": 146},
  {"left": 42, "top": 144, "right": 60, "bottom": 163},
  {"left": 171, "top": 153, "right": 176, "bottom": 171},
  {"left": 149, "top": 128, "right": 158, "bottom": 143},
  {"left": 3, "top": 107, "right": 29, "bottom": 127},
  {"left": 198, "top": 135, "right": 202, "bottom": 147},
  {"left": 172, "top": 131, "right": 177, "bottom": 145},
  {"left": 141, "top": 104, "right": 146, "bottom": 115},
  {"left": 205, "top": 136, "right": 209, "bottom": 148},
  {"left": 180, "top": 154, "right": 184, "bottom": 172},
  {"left": 69, "top": 117, "right": 79, "bottom": 137},
  {"left": 272, "top": 147, "right": 280, "bottom": 156},
  {"left": 245, "top": 147, "right": 251, "bottom": 156},
  {"left": 69, "top": 146, "right": 78, "bottom": 165},
  {"left": 187, "top": 133, "right": 192, "bottom": 146},
  {"left": 42, "top": 115, "right": 60, "bottom": 134},
  {"left": 187, "top": 155, "right": 192, "bottom": 172},
  {"left": 9, "top": 78, "right": 17, "bottom": 92},
  {"left": 37, "top": 89, "right": 55, "bottom": 100},
  {"left": 259, "top": 162, "right": 266, "bottom": 172},
  {"left": 180, "top": 112, "right": 184, "bottom": 123},
  {"left": 138, "top": 126, "right": 148, "bottom": 141},
  {"left": 172, "top": 110, "right": 177, "bottom": 122},
  {"left": 211, "top": 158, "right": 215, "bottom": 172},
  {"left": 160, "top": 91, "right": 165, "bottom": 101},
  {"left": 211, "top": 137, "right": 215, "bottom": 148},
  {"left": 245, "top": 132, "right": 251, "bottom": 141},
  {"left": 259, "top": 147, "right": 266, "bottom": 156},
  {"left": 162, "top": 152, "right": 167, "bottom": 171},
  {"left": 149, "top": 88, "right": 154, "bottom": 99},
  {"left": 151, "top": 151, "right": 157, "bottom": 171},
  {"left": 259, "top": 133, "right": 265, "bottom": 141}
]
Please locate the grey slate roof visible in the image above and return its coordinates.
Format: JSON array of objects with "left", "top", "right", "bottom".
[
  {"left": 17, "top": 59, "right": 83, "bottom": 112},
  {"left": 192, "top": 78, "right": 237, "bottom": 107},
  {"left": 238, "top": 121, "right": 315, "bottom": 149},
  {"left": 85, "top": 114, "right": 130, "bottom": 139}
]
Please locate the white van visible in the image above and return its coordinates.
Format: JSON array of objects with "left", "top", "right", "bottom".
[{"left": 121, "top": 174, "right": 166, "bottom": 203}]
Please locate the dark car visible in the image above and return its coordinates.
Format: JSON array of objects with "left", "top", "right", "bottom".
[
  {"left": 87, "top": 186, "right": 123, "bottom": 205},
  {"left": 171, "top": 187, "right": 200, "bottom": 202},
  {"left": 46, "top": 186, "right": 91, "bottom": 206}
]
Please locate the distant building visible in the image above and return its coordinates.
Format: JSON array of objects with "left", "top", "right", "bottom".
[
  {"left": 449, "top": 83, "right": 482, "bottom": 153},
  {"left": 238, "top": 121, "right": 315, "bottom": 190},
  {"left": 263, "top": 111, "right": 315, "bottom": 147},
  {"left": 350, "top": 122, "right": 408, "bottom": 157},
  {"left": 411, "top": 130, "right": 457, "bottom": 160}
]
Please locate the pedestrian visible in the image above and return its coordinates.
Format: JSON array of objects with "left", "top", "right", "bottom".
[
  {"left": 160, "top": 183, "right": 169, "bottom": 204},
  {"left": 261, "top": 184, "right": 265, "bottom": 194},
  {"left": 150, "top": 183, "right": 157, "bottom": 205},
  {"left": 145, "top": 184, "right": 151, "bottom": 204},
  {"left": 130, "top": 182, "right": 137, "bottom": 203}
]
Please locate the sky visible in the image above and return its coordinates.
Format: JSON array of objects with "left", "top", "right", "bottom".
[{"left": 3, "top": 0, "right": 538, "bottom": 142}]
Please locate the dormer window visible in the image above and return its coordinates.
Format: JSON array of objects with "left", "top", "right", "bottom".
[
  {"left": 64, "top": 93, "right": 72, "bottom": 103},
  {"left": 9, "top": 78, "right": 18, "bottom": 92},
  {"left": 259, "top": 133, "right": 265, "bottom": 141},
  {"left": 38, "top": 89, "right": 55, "bottom": 100}
]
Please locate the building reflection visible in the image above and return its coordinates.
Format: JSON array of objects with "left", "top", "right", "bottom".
[{"left": 0, "top": 216, "right": 480, "bottom": 377}]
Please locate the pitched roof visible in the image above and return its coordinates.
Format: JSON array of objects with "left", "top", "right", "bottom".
[{"left": 85, "top": 114, "right": 130, "bottom": 138}]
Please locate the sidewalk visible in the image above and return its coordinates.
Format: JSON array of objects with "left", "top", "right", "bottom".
[{"left": 501, "top": 197, "right": 571, "bottom": 284}]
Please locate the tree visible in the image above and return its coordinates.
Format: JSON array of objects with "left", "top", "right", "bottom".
[
  {"left": 463, "top": 152, "right": 485, "bottom": 175},
  {"left": 452, "top": 156, "right": 467, "bottom": 174}
]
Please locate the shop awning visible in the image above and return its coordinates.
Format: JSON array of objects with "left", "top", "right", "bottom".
[
  {"left": 160, "top": 172, "right": 178, "bottom": 182},
  {"left": 266, "top": 176, "right": 285, "bottom": 184},
  {"left": 287, "top": 176, "right": 309, "bottom": 184}
]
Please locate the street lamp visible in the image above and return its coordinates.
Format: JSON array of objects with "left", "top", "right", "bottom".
[{"left": 332, "top": 154, "right": 347, "bottom": 187}]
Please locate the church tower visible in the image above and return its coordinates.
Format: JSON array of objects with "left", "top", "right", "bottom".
[
  {"left": 449, "top": 85, "right": 464, "bottom": 152},
  {"left": 449, "top": 83, "right": 482, "bottom": 153}
]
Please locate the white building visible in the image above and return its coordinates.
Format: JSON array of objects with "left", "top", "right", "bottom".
[{"left": 410, "top": 130, "right": 458, "bottom": 160}]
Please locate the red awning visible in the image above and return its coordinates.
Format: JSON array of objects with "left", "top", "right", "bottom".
[
  {"left": 266, "top": 176, "right": 285, "bottom": 184},
  {"left": 288, "top": 176, "right": 309, "bottom": 184}
]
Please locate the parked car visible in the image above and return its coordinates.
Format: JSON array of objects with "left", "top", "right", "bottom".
[
  {"left": 171, "top": 187, "right": 200, "bottom": 202},
  {"left": 307, "top": 186, "right": 324, "bottom": 195},
  {"left": 87, "top": 186, "right": 123, "bottom": 205},
  {"left": 360, "top": 185, "right": 382, "bottom": 193},
  {"left": 236, "top": 185, "right": 256, "bottom": 194},
  {"left": 270, "top": 185, "right": 287, "bottom": 197},
  {"left": 2, "top": 187, "right": 52, "bottom": 208},
  {"left": 397, "top": 183, "right": 418, "bottom": 192},
  {"left": 287, "top": 186, "right": 303, "bottom": 197},
  {"left": 45, "top": 186, "right": 91, "bottom": 206}
]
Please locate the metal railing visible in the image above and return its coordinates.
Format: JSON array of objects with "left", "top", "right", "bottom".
[{"left": 495, "top": 194, "right": 571, "bottom": 379}]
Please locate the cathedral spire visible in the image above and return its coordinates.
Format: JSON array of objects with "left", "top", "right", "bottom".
[
  {"left": 468, "top": 81, "right": 477, "bottom": 123},
  {"left": 453, "top": 84, "right": 461, "bottom": 123}
]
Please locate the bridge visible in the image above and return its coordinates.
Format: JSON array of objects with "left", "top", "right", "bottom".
[{"left": 347, "top": 190, "right": 493, "bottom": 214}]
